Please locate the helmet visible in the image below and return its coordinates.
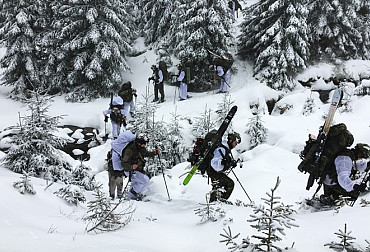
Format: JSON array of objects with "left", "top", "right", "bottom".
[
  {"left": 354, "top": 143, "right": 370, "bottom": 159},
  {"left": 227, "top": 132, "right": 241, "bottom": 144},
  {"left": 136, "top": 133, "right": 149, "bottom": 145}
]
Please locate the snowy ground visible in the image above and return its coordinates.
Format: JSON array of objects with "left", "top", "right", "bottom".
[{"left": 1, "top": 6, "right": 370, "bottom": 252}]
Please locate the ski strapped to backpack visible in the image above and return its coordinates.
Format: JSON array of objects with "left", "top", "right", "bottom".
[
  {"left": 208, "top": 50, "right": 234, "bottom": 74},
  {"left": 183, "top": 105, "right": 238, "bottom": 185},
  {"left": 298, "top": 88, "right": 345, "bottom": 193}
]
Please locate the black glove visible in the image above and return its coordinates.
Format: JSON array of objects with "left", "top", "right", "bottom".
[
  {"left": 353, "top": 183, "right": 367, "bottom": 193},
  {"left": 230, "top": 160, "right": 238, "bottom": 168},
  {"left": 104, "top": 115, "right": 109, "bottom": 122},
  {"left": 148, "top": 77, "right": 153, "bottom": 81}
]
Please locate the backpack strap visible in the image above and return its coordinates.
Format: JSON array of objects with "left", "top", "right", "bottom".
[{"left": 218, "top": 144, "right": 234, "bottom": 171}]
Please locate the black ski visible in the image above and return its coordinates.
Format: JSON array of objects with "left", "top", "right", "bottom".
[{"left": 183, "top": 105, "right": 238, "bottom": 185}]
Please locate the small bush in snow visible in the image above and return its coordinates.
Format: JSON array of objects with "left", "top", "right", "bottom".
[
  {"left": 13, "top": 171, "right": 36, "bottom": 195},
  {"left": 302, "top": 96, "right": 316, "bottom": 116},
  {"left": 54, "top": 184, "right": 86, "bottom": 205},
  {"left": 84, "top": 184, "right": 135, "bottom": 233},
  {"left": 2, "top": 91, "right": 72, "bottom": 182},
  {"left": 71, "top": 161, "right": 96, "bottom": 191},
  {"left": 245, "top": 110, "right": 267, "bottom": 149},
  {"left": 221, "top": 177, "right": 298, "bottom": 252},
  {"left": 194, "top": 194, "right": 226, "bottom": 223},
  {"left": 324, "top": 223, "right": 362, "bottom": 252}
]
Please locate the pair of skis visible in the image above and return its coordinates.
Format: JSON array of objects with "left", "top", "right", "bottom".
[{"left": 298, "top": 88, "right": 343, "bottom": 191}]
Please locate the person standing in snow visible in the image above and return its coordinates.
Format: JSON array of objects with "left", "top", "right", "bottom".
[
  {"left": 177, "top": 64, "right": 188, "bottom": 101},
  {"left": 121, "top": 133, "right": 160, "bottom": 201},
  {"left": 320, "top": 143, "right": 370, "bottom": 205},
  {"left": 103, "top": 96, "right": 127, "bottom": 139},
  {"left": 216, "top": 65, "right": 230, "bottom": 93},
  {"left": 228, "top": 0, "right": 242, "bottom": 23},
  {"left": 119, "top": 81, "right": 137, "bottom": 118},
  {"left": 109, "top": 131, "right": 136, "bottom": 200},
  {"left": 208, "top": 132, "right": 241, "bottom": 203},
  {"left": 148, "top": 65, "right": 165, "bottom": 103}
]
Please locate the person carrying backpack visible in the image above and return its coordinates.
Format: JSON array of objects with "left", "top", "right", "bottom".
[
  {"left": 109, "top": 131, "right": 136, "bottom": 200},
  {"left": 216, "top": 65, "right": 230, "bottom": 93},
  {"left": 103, "top": 96, "right": 126, "bottom": 139},
  {"left": 148, "top": 65, "right": 165, "bottom": 103},
  {"left": 119, "top": 81, "right": 137, "bottom": 118},
  {"left": 208, "top": 132, "right": 241, "bottom": 203},
  {"left": 121, "top": 133, "right": 160, "bottom": 201},
  {"left": 320, "top": 143, "right": 370, "bottom": 205},
  {"left": 177, "top": 64, "right": 188, "bottom": 101}
]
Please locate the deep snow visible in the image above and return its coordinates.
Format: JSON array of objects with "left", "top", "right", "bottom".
[{"left": 1, "top": 4, "right": 370, "bottom": 252}]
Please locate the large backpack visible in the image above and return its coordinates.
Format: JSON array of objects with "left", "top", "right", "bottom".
[
  {"left": 110, "top": 131, "right": 136, "bottom": 171},
  {"left": 110, "top": 105, "right": 124, "bottom": 125},
  {"left": 298, "top": 123, "right": 354, "bottom": 188},
  {"left": 119, "top": 82, "right": 133, "bottom": 102},
  {"left": 159, "top": 61, "right": 169, "bottom": 82},
  {"left": 183, "top": 61, "right": 195, "bottom": 83},
  {"left": 188, "top": 130, "right": 227, "bottom": 175},
  {"left": 212, "top": 53, "right": 234, "bottom": 74}
]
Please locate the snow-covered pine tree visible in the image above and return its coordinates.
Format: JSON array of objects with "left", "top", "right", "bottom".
[
  {"left": 0, "top": 0, "right": 48, "bottom": 98},
  {"left": 324, "top": 223, "right": 362, "bottom": 252},
  {"left": 302, "top": 92, "right": 316, "bottom": 116},
  {"left": 50, "top": 0, "right": 134, "bottom": 101},
  {"left": 220, "top": 226, "right": 256, "bottom": 251},
  {"left": 72, "top": 161, "right": 96, "bottom": 191},
  {"left": 238, "top": 0, "right": 309, "bottom": 91},
  {"left": 170, "top": 0, "right": 233, "bottom": 91},
  {"left": 84, "top": 184, "right": 135, "bottom": 233},
  {"left": 356, "top": 1, "right": 370, "bottom": 59},
  {"left": 129, "top": 86, "right": 159, "bottom": 136},
  {"left": 248, "top": 177, "right": 298, "bottom": 252},
  {"left": 54, "top": 184, "right": 86, "bottom": 205},
  {"left": 161, "top": 107, "right": 185, "bottom": 166},
  {"left": 128, "top": 87, "right": 164, "bottom": 176},
  {"left": 308, "top": 0, "right": 363, "bottom": 61},
  {"left": 338, "top": 82, "right": 354, "bottom": 113},
  {"left": 192, "top": 104, "right": 218, "bottom": 138},
  {"left": 216, "top": 93, "right": 235, "bottom": 135},
  {"left": 139, "top": 0, "right": 178, "bottom": 46},
  {"left": 13, "top": 170, "right": 36, "bottom": 195},
  {"left": 245, "top": 106, "right": 267, "bottom": 149},
  {"left": 194, "top": 194, "right": 226, "bottom": 223},
  {"left": 1, "top": 91, "right": 72, "bottom": 182}
]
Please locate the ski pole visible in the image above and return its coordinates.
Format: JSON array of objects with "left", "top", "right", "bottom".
[
  {"left": 123, "top": 175, "right": 130, "bottom": 196},
  {"left": 349, "top": 168, "right": 370, "bottom": 207},
  {"left": 174, "top": 85, "right": 177, "bottom": 105},
  {"left": 231, "top": 169, "right": 252, "bottom": 203},
  {"left": 155, "top": 146, "right": 171, "bottom": 201}
]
